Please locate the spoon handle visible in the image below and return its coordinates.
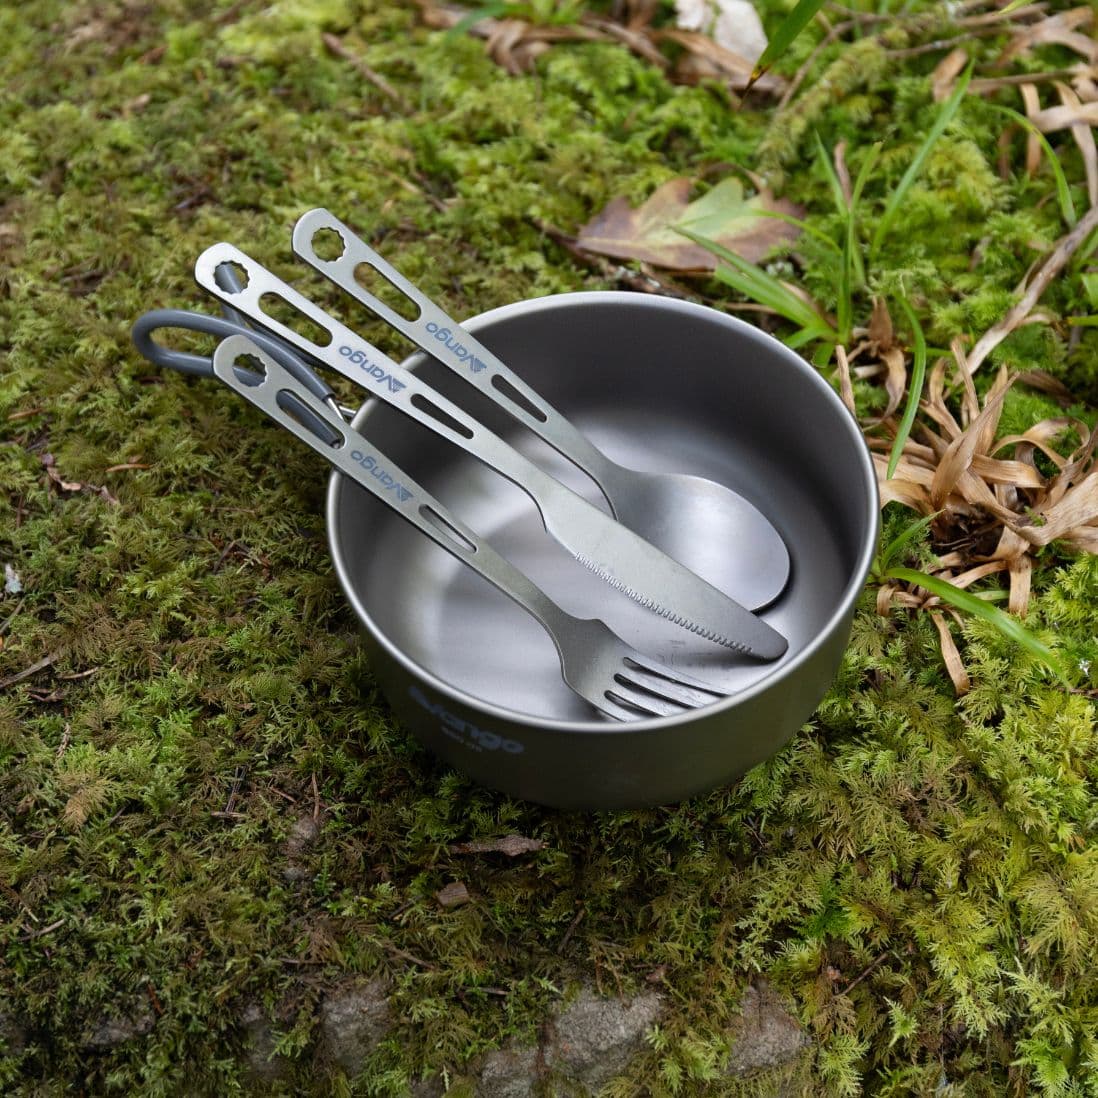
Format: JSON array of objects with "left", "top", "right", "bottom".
[{"left": 292, "top": 208, "right": 618, "bottom": 503}]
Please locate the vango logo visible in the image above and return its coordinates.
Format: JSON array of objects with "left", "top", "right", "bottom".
[
  {"left": 350, "top": 451, "right": 413, "bottom": 502},
  {"left": 339, "top": 345, "right": 406, "bottom": 392},
  {"left": 409, "top": 686, "right": 524, "bottom": 754}
]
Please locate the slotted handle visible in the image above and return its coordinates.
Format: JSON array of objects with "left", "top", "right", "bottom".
[
  {"left": 210, "top": 332, "right": 580, "bottom": 642},
  {"left": 292, "top": 208, "right": 615, "bottom": 494},
  {"left": 194, "top": 242, "right": 566, "bottom": 507}
]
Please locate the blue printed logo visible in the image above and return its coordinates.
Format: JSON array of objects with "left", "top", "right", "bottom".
[
  {"left": 408, "top": 686, "right": 524, "bottom": 754},
  {"left": 338, "top": 345, "right": 407, "bottom": 392},
  {"left": 425, "top": 322, "right": 487, "bottom": 373},
  {"left": 351, "top": 450, "right": 413, "bottom": 501}
]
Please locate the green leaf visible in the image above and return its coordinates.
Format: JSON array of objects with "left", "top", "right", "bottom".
[
  {"left": 887, "top": 295, "right": 927, "bottom": 479},
  {"left": 871, "top": 63, "right": 973, "bottom": 256},
  {"left": 814, "top": 132, "right": 847, "bottom": 215},
  {"left": 755, "top": 208, "right": 842, "bottom": 253},
  {"left": 985, "top": 103, "right": 1077, "bottom": 228},
  {"left": 876, "top": 512, "right": 938, "bottom": 575},
  {"left": 885, "top": 566, "right": 1066, "bottom": 678},
  {"left": 751, "top": 0, "right": 828, "bottom": 84},
  {"left": 444, "top": 1, "right": 509, "bottom": 37},
  {"left": 1082, "top": 271, "right": 1098, "bottom": 309},
  {"left": 679, "top": 226, "right": 836, "bottom": 340},
  {"left": 838, "top": 144, "right": 880, "bottom": 341}
]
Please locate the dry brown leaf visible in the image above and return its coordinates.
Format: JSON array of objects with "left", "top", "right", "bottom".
[
  {"left": 1001, "top": 7, "right": 1097, "bottom": 66},
  {"left": 967, "top": 205, "right": 1098, "bottom": 375},
  {"left": 932, "top": 47, "right": 969, "bottom": 103},
  {"left": 834, "top": 140, "right": 853, "bottom": 206},
  {"left": 876, "top": 582, "right": 897, "bottom": 616},
  {"left": 448, "top": 834, "right": 546, "bottom": 857},
  {"left": 40, "top": 454, "right": 119, "bottom": 505},
  {"left": 1074, "top": 67, "right": 1098, "bottom": 102},
  {"left": 868, "top": 296, "right": 894, "bottom": 351},
  {"left": 879, "top": 347, "right": 908, "bottom": 420},
  {"left": 950, "top": 338, "right": 981, "bottom": 426},
  {"left": 657, "top": 28, "right": 784, "bottom": 92},
  {"left": 970, "top": 453, "right": 1046, "bottom": 488},
  {"left": 588, "top": 15, "right": 668, "bottom": 67},
  {"left": 575, "top": 176, "right": 802, "bottom": 271},
  {"left": 1029, "top": 98, "right": 1098, "bottom": 132},
  {"left": 948, "top": 560, "right": 1009, "bottom": 589},
  {"left": 1014, "top": 370, "right": 1076, "bottom": 406},
  {"left": 835, "top": 345, "right": 856, "bottom": 417},
  {"left": 1055, "top": 81, "right": 1098, "bottom": 207},
  {"left": 930, "top": 611, "right": 971, "bottom": 695},
  {"left": 877, "top": 347, "right": 1098, "bottom": 579},
  {"left": 1009, "top": 554, "right": 1033, "bottom": 615},
  {"left": 1020, "top": 83, "right": 1043, "bottom": 176}
]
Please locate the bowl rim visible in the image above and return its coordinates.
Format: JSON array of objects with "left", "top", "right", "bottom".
[{"left": 326, "top": 290, "right": 880, "bottom": 735}]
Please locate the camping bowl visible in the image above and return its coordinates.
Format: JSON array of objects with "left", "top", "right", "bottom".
[{"left": 327, "top": 292, "right": 878, "bottom": 810}]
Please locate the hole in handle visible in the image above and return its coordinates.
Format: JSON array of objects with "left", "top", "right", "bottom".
[
  {"left": 409, "top": 393, "right": 475, "bottom": 440},
  {"left": 232, "top": 352, "right": 267, "bottom": 388},
  {"left": 490, "top": 374, "right": 547, "bottom": 423},
  {"left": 419, "top": 505, "right": 476, "bottom": 553},
  {"left": 215, "top": 261, "right": 249, "bottom": 293},
  {"left": 258, "top": 292, "right": 334, "bottom": 349},
  {"left": 353, "top": 262, "right": 421, "bottom": 322},
  {"left": 310, "top": 228, "right": 346, "bottom": 262},
  {"left": 275, "top": 389, "right": 345, "bottom": 448}
]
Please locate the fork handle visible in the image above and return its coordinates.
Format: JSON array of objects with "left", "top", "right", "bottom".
[
  {"left": 211, "top": 333, "right": 581, "bottom": 655},
  {"left": 292, "top": 209, "right": 620, "bottom": 505}
]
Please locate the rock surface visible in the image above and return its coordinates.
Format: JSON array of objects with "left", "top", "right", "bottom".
[
  {"left": 725, "top": 981, "right": 811, "bottom": 1079},
  {"left": 0, "top": 1011, "right": 27, "bottom": 1055},
  {"left": 476, "top": 1047, "right": 542, "bottom": 1097},
  {"left": 551, "top": 986, "right": 664, "bottom": 1089},
  {"left": 81, "top": 1003, "right": 154, "bottom": 1050},
  {"left": 282, "top": 814, "right": 322, "bottom": 884},
  {"left": 316, "top": 978, "right": 392, "bottom": 1077},
  {"left": 239, "top": 1002, "right": 292, "bottom": 1084},
  {"left": 473, "top": 986, "right": 665, "bottom": 1096}
]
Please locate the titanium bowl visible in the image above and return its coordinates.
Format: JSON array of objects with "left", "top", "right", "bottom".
[{"left": 327, "top": 292, "right": 878, "bottom": 810}]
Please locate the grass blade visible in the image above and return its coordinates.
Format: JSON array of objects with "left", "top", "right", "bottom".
[
  {"left": 837, "top": 143, "right": 880, "bottom": 341},
  {"left": 870, "top": 63, "right": 973, "bottom": 257},
  {"left": 875, "top": 512, "right": 937, "bottom": 574},
  {"left": 814, "top": 132, "right": 847, "bottom": 215},
  {"left": 750, "top": 0, "right": 828, "bottom": 85},
  {"left": 985, "top": 103, "right": 1077, "bottom": 228},
  {"left": 887, "top": 295, "right": 928, "bottom": 479},
  {"left": 677, "top": 226, "right": 836, "bottom": 338},
  {"left": 885, "top": 565, "right": 1065, "bottom": 677},
  {"left": 445, "top": 2, "right": 509, "bottom": 37},
  {"left": 755, "top": 208, "right": 842, "bottom": 253}
]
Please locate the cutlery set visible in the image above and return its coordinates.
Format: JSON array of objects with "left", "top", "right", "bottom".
[{"left": 133, "top": 210, "right": 791, "bottom": 723}]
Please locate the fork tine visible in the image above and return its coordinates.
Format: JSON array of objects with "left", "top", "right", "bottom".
[
  {"left": 592, "top": 694, "right": 643, "bottom": 722},
  {"left": 604, "top": 686, "right": 679, "bottom": 719},
  {"left": 621, "top": 657, "right": 727, "bottom": 708}
]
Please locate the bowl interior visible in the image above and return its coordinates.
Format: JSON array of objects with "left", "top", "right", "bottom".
[{"left": 329, "top": 293, "right": 875, "bottom": 723}]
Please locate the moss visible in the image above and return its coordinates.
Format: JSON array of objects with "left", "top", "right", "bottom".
[{"left": 3, "top": 1, "right": 1098, "bottom": 1095}]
